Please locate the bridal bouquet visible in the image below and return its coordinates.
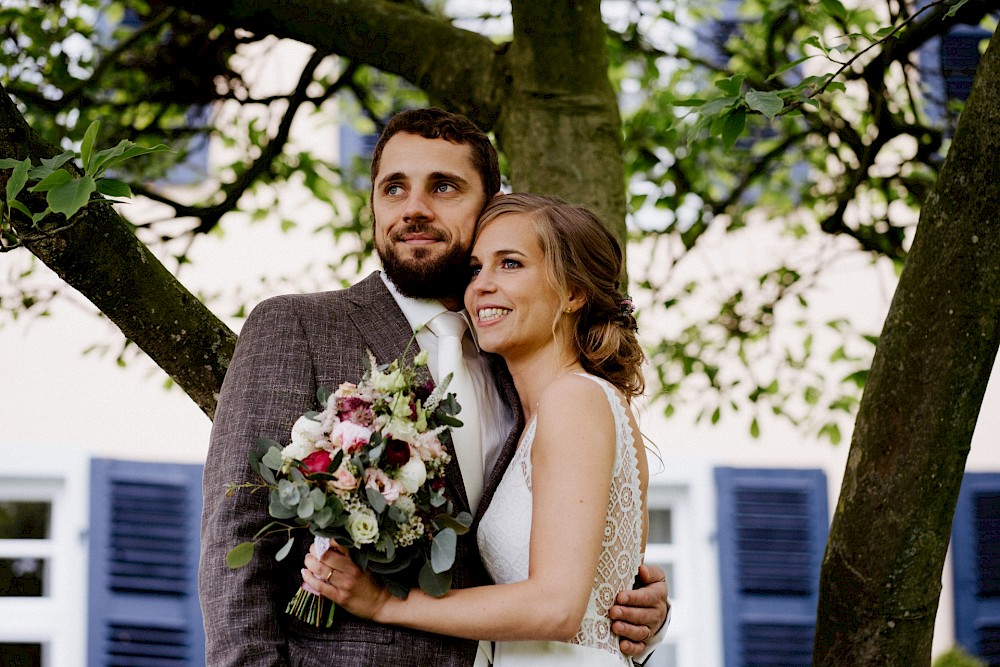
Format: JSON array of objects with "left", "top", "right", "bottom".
[{"left": 226, "top": 349, "right": 471, "bottom": 628}]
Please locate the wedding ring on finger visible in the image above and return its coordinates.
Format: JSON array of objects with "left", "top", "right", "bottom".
[{"left": 323, "top": 570, "right": 332, "bottom": 583}]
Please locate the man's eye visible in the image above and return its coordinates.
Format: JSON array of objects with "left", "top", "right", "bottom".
[
  {"left": 435, "top": 183, "right": 456, "bottom": 193},
  {"left": 386, "top": 184, "right": 403, "bottom": 196}
]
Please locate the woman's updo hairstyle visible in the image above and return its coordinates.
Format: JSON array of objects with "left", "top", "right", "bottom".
[{"left": 475, "top": 194, "right": 645, "bottom": 399}]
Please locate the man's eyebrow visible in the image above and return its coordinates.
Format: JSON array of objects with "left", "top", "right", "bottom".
[
  {"left": 429, "top": 171, "right": 471, "bottom": 187},
  {"left": 376, "top": 171, "right": 407, "bottom": 187}
]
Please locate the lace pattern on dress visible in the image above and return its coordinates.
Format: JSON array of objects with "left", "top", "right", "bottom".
[{"left": 476, "top": 374, "right": 643, "bottom": 659}]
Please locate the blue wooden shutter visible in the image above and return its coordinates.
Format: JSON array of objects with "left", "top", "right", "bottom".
[
  {"left": 953, "top": 472, "right": 1000, "bottom": 664},
  {"left": 715, "top": 467, "right": 829, "bottom": 667},
  {"left": 87, "top": 459, "right": 205, "bottom": 667}
]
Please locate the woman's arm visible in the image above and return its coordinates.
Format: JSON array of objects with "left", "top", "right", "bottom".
[{"left": 303, "top": 374, "right": 618, "bottom": 642}]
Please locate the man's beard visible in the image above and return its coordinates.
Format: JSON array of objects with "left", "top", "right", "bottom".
[{"left": 377, "top": 233, "right": 469, "bottom": 301}]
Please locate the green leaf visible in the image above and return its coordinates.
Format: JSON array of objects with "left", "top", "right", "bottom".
[
  {"left": 268, "top": 489, "right": 298, "bottom": 519},
  {"left": 80, "top": 120, "right": 99, "bottom": 173},
  {"left": 92, "top": 142, "right": 171, "bottom": 178},
  {"left": 5, "top": 158, "right": 30, "bottom": 204},
  {"left": 945, "top": 0, "right": 971, "bottom": 18},
  {"left": 96, "top": 178, "right": 132, "bottom": 198},
  {"left": 820, "top": 0, "right": 847, "bottom": 20},
  {"left": 721, "top": 109, "right": 746, "bottom": 150},
  {"left": 435, "top": 512, "right": 473, "bottom": 536},
  {"left": 47, "top": 175, "right": 96, "bottom": 218},
  {"left": 750, "top": 418, "right": 760, "bottom": 439},
  {"left": 418, "top": 561, "right": 453, "bottom": 597},
  {"left": 744, "top": 90, "right": 784, "bottom": 120},
  {"left": 28, "top": 168, "right": 73, "bottom": 193},
  {"left": 226, "top": 541, "right": 255, "bottom": 569},
  {"left": 715, "top": 73, "right": 746, "bottom": 97},
  {"left": 29, "top": 151, "right": 76, "bottom": 180},
  {"left": 275, "top": 537, "right": 295, "bottom": 561},
  {"left": 8, "top": 200, "right": 33, "bottom": 218},
  {"left": 262, "top": 446, "right": 284, "bottom": 471},
  {"left": 366, "top": 487, "right": 387, "bottom": 514},
  {"left": 0, "top": 158, "right": 25, "bottom": 169},
  {"left": 431, "top": 527, "right": 457, "bottom": 574}
]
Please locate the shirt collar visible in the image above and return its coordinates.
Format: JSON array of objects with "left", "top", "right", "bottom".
[{"left": 380, "top": 272, "right": 481, "bottom": 351}]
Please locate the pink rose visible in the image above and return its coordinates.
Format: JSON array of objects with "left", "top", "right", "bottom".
[
  {"left": 331, "top": 420, "right": 372, "bottom": 454},
  {"left": 412, "top": 431, "right": 446, "bottom": 461},
  {"left": 364, "top": 467, "right": 404, "bottom": 503},
  {"left": 330, "top": 464, "right": 359, "bottom": 491},
  {"left": 302, "top": 450, "right": 332, "bottom": 473}
]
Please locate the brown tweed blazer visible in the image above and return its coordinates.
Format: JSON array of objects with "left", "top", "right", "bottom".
[{"left": 199, "top": 272, "right": 523, "bottom": 666}]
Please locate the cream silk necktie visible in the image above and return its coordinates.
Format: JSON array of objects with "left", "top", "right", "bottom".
[{"left": 427, "top": 311, "right": 484, "bottom": 510}]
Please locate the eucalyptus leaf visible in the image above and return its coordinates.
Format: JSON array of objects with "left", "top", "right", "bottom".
[
  {"left": 430, "top": 527, "right": 456, "bottom": 573},
  {"left": 435, "top": 512, "right": 472, "bottom": 536},
  {"left": 262, "top": 446, "right": 284, "bottom": 471},
  {"left": 47, "top": 176, "right": 96, "bottom": 218},
  {"left": 366, "top": 487, "right": 387, "bottom": 514},
  {"left": 226, "top": 541, "right": 255, "bottom": 569},
  {"left": 418, "top": 561, "right": 452, "bottom": 597},
  {"left": 275, "top": 537, "right": 295, "bottom": 561}
]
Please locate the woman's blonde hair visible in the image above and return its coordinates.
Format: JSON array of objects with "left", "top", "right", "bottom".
[{"left": 475, "top": 193, "right": 645, "bottom": 398}]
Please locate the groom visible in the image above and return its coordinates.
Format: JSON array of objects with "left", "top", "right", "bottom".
[{"left": 199, "top": 108, "right": 668, "bottom": 666}]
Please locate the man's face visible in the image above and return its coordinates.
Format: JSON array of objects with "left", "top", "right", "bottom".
[{"left": 372, "top": 132, "right": 487, "bottom": 301}]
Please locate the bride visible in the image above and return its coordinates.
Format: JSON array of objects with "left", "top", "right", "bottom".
[{"left": 304, "top": 193, "right": 651, "bottom": 665}]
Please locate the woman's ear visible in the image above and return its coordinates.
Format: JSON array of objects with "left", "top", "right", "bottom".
[{"left": 566, "top": 290, "right": 587, "bottom": 313}]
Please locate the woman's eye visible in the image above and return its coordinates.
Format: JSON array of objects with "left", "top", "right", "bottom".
[
  {"left": 501, "top": 258, "right": 521, "bottom": 269},
  {"left": 469, "top": 265, "right": 482, "bottom": 277}
]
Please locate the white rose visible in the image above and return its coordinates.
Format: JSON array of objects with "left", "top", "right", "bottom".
[
  {"left": 282, "top": 415, "right": 325, "bottom": 461},
  {"left": 414, "top": 350, "right": 429, "bottom": 367},
  {"left": 347, "top": 508, "right": 379, "bottom": 545},
  {"left": 396, "top": 456, "right": 427, "bottom": 494}
]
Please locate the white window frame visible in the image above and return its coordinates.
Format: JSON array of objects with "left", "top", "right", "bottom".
[
  {"left": 0, "top": 446, "right": 89, "bottom": 667},
  {"left": 645, "top": 458, "right": 722, "bottom": 667}
]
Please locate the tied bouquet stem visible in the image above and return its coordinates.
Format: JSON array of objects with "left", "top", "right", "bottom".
[{"left": 226, "top": 348, "right": 471, "bottom": 628}]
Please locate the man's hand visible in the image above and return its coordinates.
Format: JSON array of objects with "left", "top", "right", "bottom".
[{"left": 610, "top": 564, "right": 670, "bottom": 657}]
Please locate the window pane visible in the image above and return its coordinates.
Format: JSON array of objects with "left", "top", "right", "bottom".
[
  {"left": 648, "top": 508, "right": 673, "bottom": 544},
  {"left": 0, "top": 643, "right": 42, "bottom": 667},
  {"left": 0, "top": 558, "right": 45, "bottom": 597},
  {"left": 0, "top": 502, "right": 51, "bottom": 539}
]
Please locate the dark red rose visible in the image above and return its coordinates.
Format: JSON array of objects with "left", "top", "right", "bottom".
[
  {"left": 414, "top": 380, "right": 434, "bottom": 402},
  {"left": 302, "top": 450, "right": 332, "bottom": 473},
  {"left": 431, "top": 477, "right": 446, "bottom": 491},
  {"left": 383, "top": 438, "right": 411, "bottom": 468}
]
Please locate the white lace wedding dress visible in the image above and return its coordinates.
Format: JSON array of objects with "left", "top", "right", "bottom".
[{"left": 477, "top": 374, "right": 643, "bottom": 666}]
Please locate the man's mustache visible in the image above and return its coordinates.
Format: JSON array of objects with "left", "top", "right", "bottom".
[{"left": 391, "top": 223, "right": 449, "bottom": 243}]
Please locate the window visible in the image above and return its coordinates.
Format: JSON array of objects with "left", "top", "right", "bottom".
[{"left": 0, "top": 448, "right": 89, "bottom": 667}]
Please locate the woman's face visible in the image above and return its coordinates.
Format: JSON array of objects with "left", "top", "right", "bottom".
[{"left": 465, "top": 213, "right": 566, "bottom": 361}]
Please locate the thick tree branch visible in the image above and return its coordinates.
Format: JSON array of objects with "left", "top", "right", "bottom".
[
  {"left": 0, "top": 83, "right": 235, "bottom": 418},
  {"left": 159, "top": 0, "right": 505, "bottom": 129}
]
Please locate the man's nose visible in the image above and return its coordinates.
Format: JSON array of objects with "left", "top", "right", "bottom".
[{"left": 402, "top": 190, "right": 433, "bottom": 221}]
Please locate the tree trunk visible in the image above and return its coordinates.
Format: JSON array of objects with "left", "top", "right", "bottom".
[
  {"left": 813, "top": 29, "right": 1000, "bottom": 666},
  {"left": 0, "top": 85, "right": 235, "bottom": 418},
  {"left": 496, "top": 0, "right": 627, "bottom": 241}
]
